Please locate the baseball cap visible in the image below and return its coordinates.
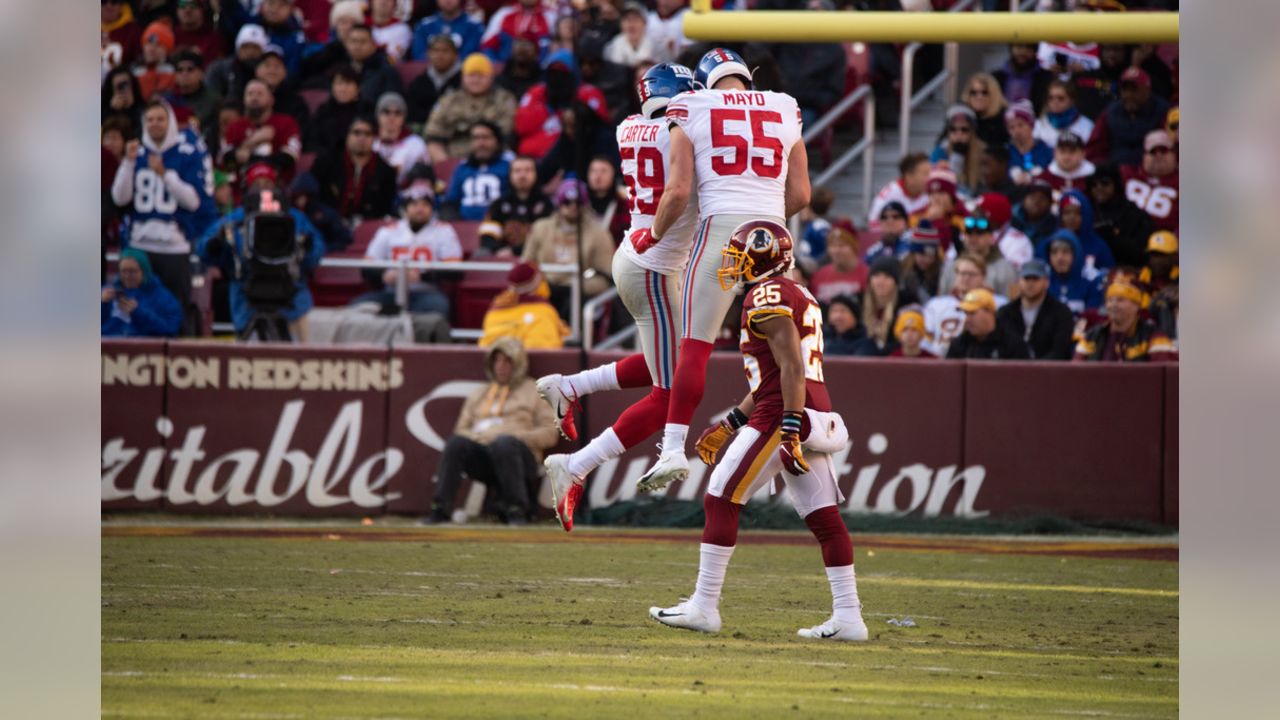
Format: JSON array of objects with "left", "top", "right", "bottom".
[
  {"left": 242, "top": 162, "right": 278, "bottom": 188},
  {"left": 261, "top": 44, "right": 287, "bottom": 62},
  {"left": 1026, "top": 178, "right": 1054, "bottom": 198},
  {"left": 172, "top": 48, "right": 205, "bottom": 69},
  {"left": 1056, "top": 131, "right": 1085, "bottom": 149},
  {"left": 1120, "top": 67, "right": 1151, "bottom": 88},
  {"left": 1019, "top": 259, "right": 1051, "bottom": 279},
  {"left": 1144, "top": 129, "right": 1174, "bottom": 152},
  {"left": 236, "top": 24, "right": 269, "bottom": 51},
  {"left": 622, "top": 1, "right": 648, "bottom": 18},
  {"left": 958, "top": 288, "right": 997, "bottom": 313},
  {"left": 1146, "top": 230, "right": 1178, "bottom": 254},
  {"left": 973, "top": 192, "right": 1012, "bottom": 228}
]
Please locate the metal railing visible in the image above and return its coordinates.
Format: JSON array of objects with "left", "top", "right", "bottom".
[
  {"left": 808, "top": 87, "right": 876, "bottom": 216},
  {"left": 581, "top": 286, "right": 620, "bottom": 352},
  {"left": 899, "top": 0, "right": 979, "bottom": 158}
]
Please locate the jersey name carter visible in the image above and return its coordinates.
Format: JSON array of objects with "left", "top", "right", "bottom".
[{"left": 618, "top": 114, "right": 699, "bottom": 274}]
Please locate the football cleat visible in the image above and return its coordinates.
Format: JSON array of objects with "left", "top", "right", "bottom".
[
  {"left": 536, "top": 374, "right": 579, "bottom": 441},
  {"left": 797, "top": 616, "right": 869, "bottom": 642},
  {"left": 545, "top": 454, "right": 584, "bottom": 532},
  {"left": 636, "top": 448, "right": 689, "bottom": 494},
  {"left": 649, "top": 599, "right": 721, "bottom": 633}
]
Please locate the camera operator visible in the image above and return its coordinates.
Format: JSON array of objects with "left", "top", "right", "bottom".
[{"left": 196, "top": 162, "right": 325, "bottom": 341}]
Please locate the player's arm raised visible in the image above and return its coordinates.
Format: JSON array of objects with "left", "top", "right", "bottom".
[
  {"left": 635, "top": 125, "right": 694, "bottom": 251},
  {"left": 784, "top": 139, "right": 811, "bottom": 220},
  {"left": 757, "top": 312, "right": 810, "bottom": 475}
]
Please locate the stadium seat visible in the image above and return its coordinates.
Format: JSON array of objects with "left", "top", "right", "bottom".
[
  {"left": 309, "top": 266, "right": 368, "bottom": 307},
  {"left": 453, "top": 265, "right": 515, "bottom": 329},
  {"left": 300, "top": 89, "right": 329, "bottom": 115},
  {"left": 397, "top": 61, "right": 427, "bottom": 88},
  {"left": 451, "top": 220, "right": 481, "bottom": 258},
  {"left": 433, "top": 156, "right": 464, "bottom": 185},
  {"left": 348, "top": 218, "right": 397, "bottom": 257}
]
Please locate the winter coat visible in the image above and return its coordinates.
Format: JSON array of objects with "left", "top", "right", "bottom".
[
  {"left": 480, "top": 287, "right": 570, "bottom": 351},
  {"left": 411, "top": 13, "right": 485, "bottom": 59},
  {"left": 1091, "top": 170, "right": 1156, "bottom": 269},
  {"left": 1012, "top": 204, "right": 1059, "bottom": 250},
  {"left": 310, "top": 150, "right": 399, "bottom": 221},
  {"left": 1086, "top": 95, "right": 1171, "bottom": 167},
  {"left": 1040, "top": 190, "right": 1114, "bottom": 282},
  {"left": 354, "top": 50, "right": 406, "bottom": 108},
  {"left": 424, "top": 86, "right": 518, "bottom": 158},
  {"left": 945, "top": 325, "right": 1030, "bottom": 360},
  {"left": 1036, "top": 229, "right": 1105, "bottom": 316},
  {"left": 521, "top": 214, "right": 615, "bottom": 296},
  {"left": 823, "top": 324, "right": 868, "bottom": 357},
  {"left": 406, "top": 64, "right": 462, "bottom": 126},
  {"left": 995, "top": 294, "right": 1075, "bottom": 360},
  {"left": 101, "top": 249, "right": 184, "bottom": 337}
]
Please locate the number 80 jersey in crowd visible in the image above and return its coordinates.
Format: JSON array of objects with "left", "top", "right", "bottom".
[
  {"left": 665, "top": 89, "right": 803, "bottom": 221},
  {"left": 739, "top": 277, "right": 833, "bottom": 432},
  {"left": 617, "top": 113, "right": 700, "bottom": 274}
]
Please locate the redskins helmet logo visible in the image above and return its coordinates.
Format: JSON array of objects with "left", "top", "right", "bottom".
[{"left": 748, "top": 228, "right": 775, "bottom": 253}]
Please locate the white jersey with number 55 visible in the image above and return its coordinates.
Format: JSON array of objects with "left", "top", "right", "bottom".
[
  {"left": 617, "top": 114, "right": 700, "bottom": 274},
  {"left": 665, "top": 89, "right": 803, "bottom": 219}
]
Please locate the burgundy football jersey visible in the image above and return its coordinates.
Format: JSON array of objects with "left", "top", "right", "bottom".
[
  {"left": 1122, "top": 165, "right": 1179, "bottom": 233},
  {"left": 739, "top": 276, "right": 833, "bottom": 431}
]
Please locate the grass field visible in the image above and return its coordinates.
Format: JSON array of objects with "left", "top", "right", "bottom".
[{"left": 102, "top": 523, "right": 1178, "bottom": 719}]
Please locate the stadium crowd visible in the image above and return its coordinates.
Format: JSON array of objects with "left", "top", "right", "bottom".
[{"left": 101, "top": 0, "right": 1177, "bottom": 362}]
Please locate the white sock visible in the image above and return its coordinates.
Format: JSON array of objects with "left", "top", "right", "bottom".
[
  {"left": 661, "top": 423, "right": 689, "bottom": 453},
  {"left": 567, "top": 428, "right": 625, "bottom": 480},
  {"left": 690, "top": 543, "right": 735, "bottom": 612},
  {"left": 560, "top": 363, "right": 619, "bottom": 398},
  {"left": 826, "top": 564, "right": 862, "bottom": 622}
]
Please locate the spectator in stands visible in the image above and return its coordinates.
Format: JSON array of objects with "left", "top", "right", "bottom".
[
  {"left": 426, "top": 53, "right": 517, "bottom": 162},
  {"left": 962, "top": 72, "right": 1009, "bottom": 149},
  {"left": 586, "top": 156, "right": 629, "bottom": 243},
  {"left": 1122, "top": 129, "right": 1179, "bottom": 234},
  {"left": 580, "top": 0, "right": 623, "bottom": 49},
  {"left": 369, "top": 0, "right": 413, "bottom": 63},
  {"left": 868, "top": 153, "right": 931, "bottom": 231},
  {"left": 1012, "top": 179, "right": 1058, "bottom": 249},
  {"left": 102, "top": 0, "right": 143, "bottom": 69},
  {"left": 227, "top": 79, "right": 303, "bottom": 174},
  {"left": 548, "top": 15, "right": 581, "bottom": 57},
  {"left": 373, "top": 92, "right": 429, "bottom": 184},
  {"left": 922, "top": 169, "right": 965, "bottom": 250},
  {"left": 426, "top": 336, "right": 560, "bottom": 525},
  {"left": 196, "top": 172, "right": 325, "bottom": 341},
  {"left": 407, "top": 35, "right": 462, "bottom": 126},
  {"left": 931, "top": 106, "right": 985, "bottom": 195},
  {"left": 1052, "top": 190, "right": 1113, "bottom": 282},
  {"left": 298, "top": 2, "right": 361, "bottom": 85},
  {"left": 522, "top": 180, "right": 615, "bottom": 317},
  {"left": 207, "top": 99, "right": 242, "bottom": 170},
  {"left": 311, "top": 115, "right": 399, "bottom": 221},
  {"left": 241, "top": 0, "right": 307, "bottom": 76},
  {"left": 207, "top": 24, "right": 266, "bottom": 101},
  {"left": 822, "top": 295, "right": 870, "bottom": 357},
  {"left": 809, "top": 223, "right": 867, "bottom": 306},
  {"left": 1042, "top": 229, "right": 1104, "bottom": 317},
  {"left": 1072, "top": 43, "right": 1127, "bottom": 119},
  {"left": 1043, "top": 131, "right": 1095, "bottom": 197},
  {"left": 481, "top": 155, "right": 552, "bottom": 257},
  {"left": 289, "top": 171, "right": 352, "bottom": 254},
  {"left": 514, "top": 50, "right": 610, "bottom": 160},
  {"left": 480, "top": 0, "right": 556, "bottom": 62},
  {"left": 973, "top": 144, "right": 1022, "bottom": 202},
  {"left": 1087, "top": 163, "right": 1153, "bottom": 267},
  {"left": 497, "top": 39, "right": 543, "bottom": 102},
  {"left": 1035, "top": 79, "right": 1094, "bottom": 148},
  {"left": 101, "top": 249, "right": 184, "bottom": 338},
  {"left": 863, "top": 202, "right": 910, "bottom": 264},
  {"left": 412, "top": 0, "right": 485, "bottom": 60},
  {"left": 946, "top": 289, "right": 1029, "bottom": 360},
  {"left": 1142, "top": 230, "right": 1179, "bottom": 338},
  {"left": 606, "top": 2, "right": 655, "bottom": 67},
  {"left": 579, "top": 36, "right": 633, "bottom": 126},
  {"left": 103, "top": 67, "right": 146, "bottom": 134},
  {"left": 166, "top": 49, "right": 221, "bottom": 132},
  {"left": 1074, "top": 272, "right": 1177, "bottom": 362},
  {"left": 1086, "top": 67, "right": 1171, "bottom": 167},
  {"left": 941, "top": 203, "right": 1017, "bottom": 300},
  {"left": 797, "top": 187, "right": 835, "bottom": 266},
  {"left": 646, "top": 0, "right": 689, "bottom": 64},
  {"left": 442, "top": 121, "right": 513, "bottom": 221},
  {"left": 1006, "top": 100, "right": 1052, "bottom": 186},
  {"left": 978, "top": 191, "right": 1033, "bottom": 269},
  {"left": 305, "top": 66, "right": 368, "bottom": 154},
  {"left": 859, "top": 257, "right": 910, "bottom": 356},
  {"left": 346, "top": 24, "right": 406, "bottom": 107},
  {"left": 135, "top": 21, "right": 177, "bottom": 102},
  {"left": 354, "top": 181, "right": 460, "bottom": 315},
  {"left": 174, "top": 0, "right": 224, "bottom": 63},
  {"left": 900, "top": 223, "right": 945, "bottom": 304},
  {"left": 993, "top": 43, "right": 1051, "bottom": 114},
  {"left": 995, "top": 259, "right": 1074, "bottom": 360},
  {"left": 888, "top": 305, "right": 935, "bottom": 359},
  {"left": 479, "top": 262, "right": 570, "bottom": 349},
  {"left": 1130, "top": 43, "right": 1175, "bottom": 104},
  {"left": 111, "top": 100, "right": 214, "bottom": 334},
  {"left": 254, "top": 45, "right": 310, "bottom": 126},
  {"left": 923, "top": 253, "right": 993, "bottom": 357}
]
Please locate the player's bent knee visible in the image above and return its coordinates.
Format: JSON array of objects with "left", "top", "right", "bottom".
[{"left": 702, "top": 493, "right": 742, "bottom": 547}]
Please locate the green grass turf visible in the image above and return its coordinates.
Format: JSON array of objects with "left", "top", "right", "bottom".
[{"left": 102, "top": 525, "right": 1178, "bottom": 719}]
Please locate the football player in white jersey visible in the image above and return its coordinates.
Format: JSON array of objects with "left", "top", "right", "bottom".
[
  {"left": 535, "top": 63, "right": 701, "bottom": 532},
  {"left": 631, "top": 47, "right": 812, "bottom": 493}
]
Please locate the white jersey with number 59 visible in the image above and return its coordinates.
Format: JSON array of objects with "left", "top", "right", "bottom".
[
  {"left": 665, "top": 89, "right": 803, "bottom": 219},
  {"left": 617, "top": 113, "right": 700, "bottom": 274}
]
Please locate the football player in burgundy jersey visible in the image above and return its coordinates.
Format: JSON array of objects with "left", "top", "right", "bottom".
[{"left": 649, "top": 220, "right": 868, "bottom": 642}]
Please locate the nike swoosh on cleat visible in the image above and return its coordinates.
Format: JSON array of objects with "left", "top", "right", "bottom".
[
  {"left": 656, "top": 611, "right": 685, "bottom": 618},
  {"left": 819, "top": 629, "right": 840, "bottom": 638}
]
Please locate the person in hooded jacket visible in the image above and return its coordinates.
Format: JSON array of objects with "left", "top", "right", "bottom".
[
  {"left": 424, "top": 335, "right": 561, "bottom": 525},
  {"left": 1039, "top": 229, "right": 1104, "bottom": 318},
  {"left": 1011, "top": 179, "right": 1058, "bottom": 249},
  {"left": 1086, "top": 162, "right": 1154, "bottom": 268},
  {"left": 1048, "top": 188, "right": 1113, "bottom": 284},
  {"left": 480, "top": 262, "right": 570, "bottom": 350},
  {"left": 288, "top": 171, "right": 352, "bottom": 253},
  {"left": 101, "top": 248, "right": 184, "bottom": 338}
]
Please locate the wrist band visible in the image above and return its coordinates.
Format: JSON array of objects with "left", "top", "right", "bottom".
[
  {"left": 780, "top": 410, "right": 803, "bottom": 436},
  {"left": 725, "top": 407, "right": 748, "bottom": 430}
]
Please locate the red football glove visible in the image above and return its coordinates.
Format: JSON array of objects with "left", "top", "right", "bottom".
[
  {"left": 778, "top": 411, "right": 809, "bottom": 476},
  {"left": 629, "top": 227, "right": 661, "bottom": 254}
]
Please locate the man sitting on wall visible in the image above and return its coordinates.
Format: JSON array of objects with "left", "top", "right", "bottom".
[{"left": 424, "top": 336, "right": 560, "bottom": 525}]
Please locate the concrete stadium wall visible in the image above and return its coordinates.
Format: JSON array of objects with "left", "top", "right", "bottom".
[{"left": 101, "top": 340, "right": 1179, "bottom": 525}]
